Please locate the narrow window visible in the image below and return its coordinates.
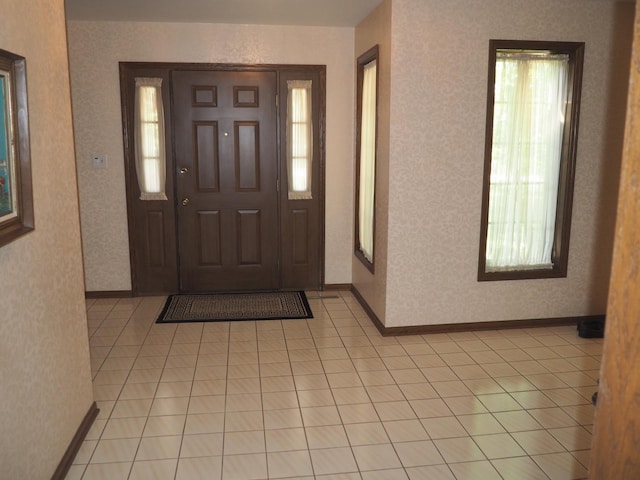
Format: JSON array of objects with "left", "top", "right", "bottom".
[
  {"left": 134, "top": 77, "right": 167, "bottom": 200},
  {"left": 355, "top": 46, "right": 379, "bottom": 271},
  {"left": 287, "top": 80, "right": 313, "bottom": 199},
  {"left": 479, "top": 40, "right": 584, "bottom": 280}
]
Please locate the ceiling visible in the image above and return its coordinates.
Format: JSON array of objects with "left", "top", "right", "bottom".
[{"left": 64, "top": 0, "right": 384, "bottom": 27}]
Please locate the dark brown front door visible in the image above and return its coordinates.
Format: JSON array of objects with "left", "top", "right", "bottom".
[
  {"left": 172, "top": 70, "right": 279, "bottom": 292},
  {"left": 120, "top": 63, "right": 325, "bottom": 295}
]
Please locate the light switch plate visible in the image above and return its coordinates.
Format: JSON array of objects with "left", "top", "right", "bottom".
[{"left": 91, "top": 154, "right": 107, "bottom": 169}]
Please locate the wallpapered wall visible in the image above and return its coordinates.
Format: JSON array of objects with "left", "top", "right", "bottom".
[
  {"left": 68, "top": 1, "right": 634, "bottom": 329},
  {"left": 379, "top": 0, "right": 634, "bottom": 326},
  {"left": 0, "top": 0, "right": 93, "bottom": 477},
  {"left": 66, "top": 21, "right": 356, "bottom": 292}
]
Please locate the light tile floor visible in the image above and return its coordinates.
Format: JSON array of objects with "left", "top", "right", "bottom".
[{"left": 65, "top": 291, "right": 601, "bottom": 480}]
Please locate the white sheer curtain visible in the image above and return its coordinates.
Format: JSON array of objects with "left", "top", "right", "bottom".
[
  {"left": 486, "top": 53, "right": 569, "bottom": 271},
  {"left": 134, "top": 77, "right": 167, "bottom": 201},
  {"left": 287, "top": 80, "right": 313, "bottom": 200},
  {"left": 358, "top": 59, "right": 377, "bottom": 263}
]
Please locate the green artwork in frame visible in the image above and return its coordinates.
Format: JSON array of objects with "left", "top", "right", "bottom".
[
  {"left": 0, "top": 48, "right": 33, "bottom": 247},
  {"left": 0, "top": 70, "right": 16, "bottom": 218}
]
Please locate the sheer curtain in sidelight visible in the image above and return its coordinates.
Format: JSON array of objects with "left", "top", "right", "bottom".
[
  {"left": 358, "top": 59, "right": 377, "bottom": 264},
  {"left": 287, "top": 80, "right": 313, "bottom": 200},
  {"left": 134, "top": 77, "right": 167, "bottom": 201}
]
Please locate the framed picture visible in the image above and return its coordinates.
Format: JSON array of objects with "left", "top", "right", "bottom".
[{"left": 0, "top": 48, "right": 33, "bottom": 247}]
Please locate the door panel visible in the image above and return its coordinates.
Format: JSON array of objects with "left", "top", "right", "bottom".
[
  {"left": 145, "top": 211, "right": 167, "bottom": 268},
  {"left": 194, "top": 122, "right": 220, "bottom": 191},
  {"left": 120, "top": 65, "right": 179, "bottom": 295},
  {"left": 278, "top": 69, "right": 325, "bottom": 289},
  {"left": 235, "top": 122, "right": 260, "bottom": 191},
  {"left": 291, "top": 209, "right": 310, "bottom": 265},
  {"left": 173, "top": 70, "right": 278, "bottom": 292},
  {"left": 237, "top": 209, "right": 262, "bottom": 265},
  {"left": 197, "top": 210, "right": 222, "bottom": 266}
]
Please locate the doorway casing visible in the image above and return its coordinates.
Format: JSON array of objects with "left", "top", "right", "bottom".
[{"left": 119, "top": 62, "right": 326, "bottom": 295}]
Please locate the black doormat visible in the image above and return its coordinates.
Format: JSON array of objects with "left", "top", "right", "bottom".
[{"left": 156, "top": 291, "right": 313, "bottom": 324}]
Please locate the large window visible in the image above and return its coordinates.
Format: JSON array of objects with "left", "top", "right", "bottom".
[
  {"left": 355, "top": 46, "right": 379, "bottom": 272},
  {"left": 478, "top": 40, "right": 584, "bottom": 281}
]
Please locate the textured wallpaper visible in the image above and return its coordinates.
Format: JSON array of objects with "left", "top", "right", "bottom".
[
  {"left": 353, "top": 0, "right": 393, "bottom": 323},
  {"left": 379, "top": 0, "right": 634, "bottom": 327},
  {"left": 0, "top": 0, "right": 94, "bottom": 477},
  {"left": 66, "top": 21, "right": 356, "bottom": 291}
]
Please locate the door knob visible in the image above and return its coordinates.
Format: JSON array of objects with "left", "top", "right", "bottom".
[
  {"left": 180, "top": 167, "right": 189, "bottom": 174},
  {"left": 181, "top": 198, "right": 190, "bottom": 206}
]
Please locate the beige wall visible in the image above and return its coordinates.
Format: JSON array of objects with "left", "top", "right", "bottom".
[
  {"left": 69, "top": 0, "right": 634, "bottom": 329},
  {"left": 66, "top": 21, "right": 355, "bottom": 291},
  {"left": 380, "top": 0, "right": 633, "bottom": 326},
  {"left": 0, "top": 0, "right": 93, "bottom": 477},
  {"left": 353, "top": 0, "right": 392, "bottom": 323}
]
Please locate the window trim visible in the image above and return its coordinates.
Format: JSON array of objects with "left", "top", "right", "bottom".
[
  {"left": 354, "top": 45, "right": 379, "bottom": 273},
  {"left": 478, "top": 39, "right": 585, "bottom": 281}
]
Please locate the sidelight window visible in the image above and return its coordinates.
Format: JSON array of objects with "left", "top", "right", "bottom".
[
  {"left": 134, "top": 77, "right": 167, "bottom": 200},
  {"left": 286, "top": 80, "right": 313, "bottom": 200},
  {"left": 479, "top": 40, "right": 584, "bottom": 280},
  {"left": 355, "top": 46, "right": 379, "bottom": 271}
]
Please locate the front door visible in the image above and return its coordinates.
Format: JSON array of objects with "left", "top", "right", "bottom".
[{"left": 172, "top": 70, "right": 279, "bottom": 291}]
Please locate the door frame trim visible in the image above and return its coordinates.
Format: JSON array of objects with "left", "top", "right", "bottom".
[{"left": 120, "top": 62, "right": 326, "bottom": 295}]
